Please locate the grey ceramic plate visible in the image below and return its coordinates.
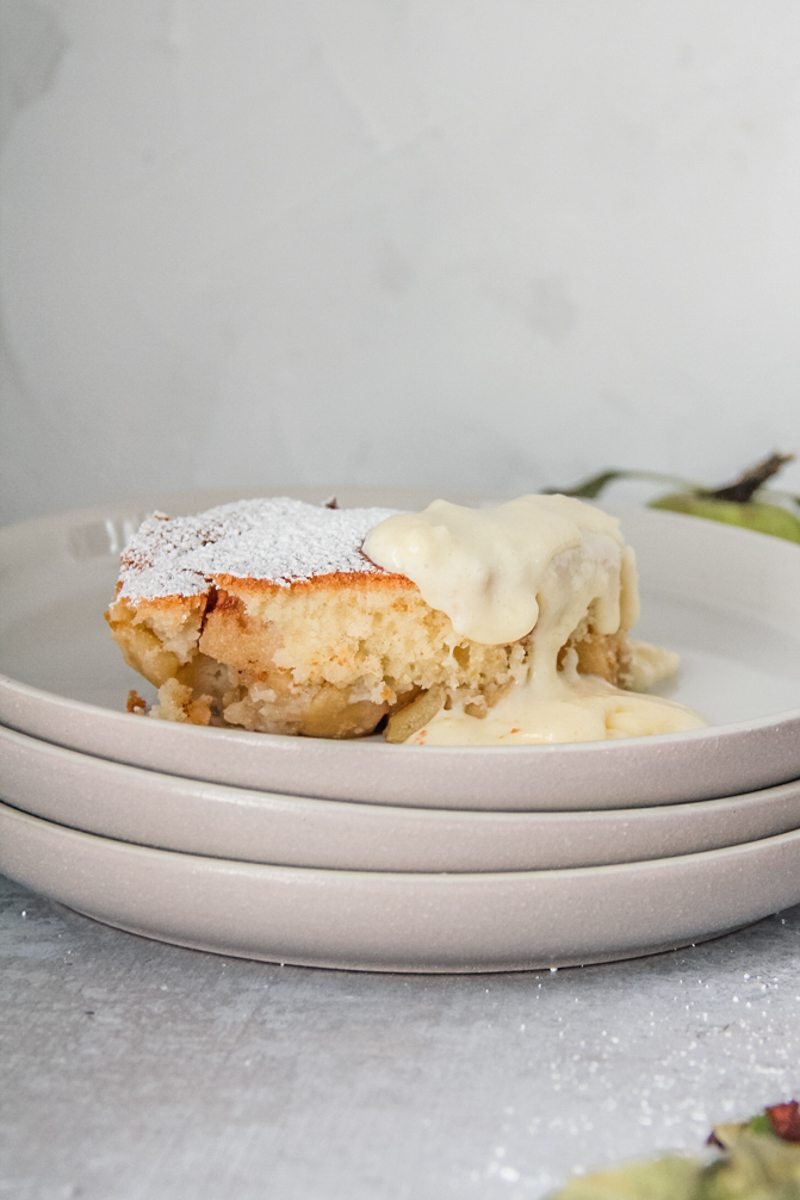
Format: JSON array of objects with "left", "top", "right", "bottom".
[
  {"left": 1, "top": 489, "right": 799, "bottom": 810},
  {"left": 2, "top": 723, "right": 799, "bottom": 872},
  {"left": 2, "top": 801, "right": 800, "bottom": 972}
]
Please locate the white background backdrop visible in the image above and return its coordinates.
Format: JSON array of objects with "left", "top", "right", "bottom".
[{"left": 1, "top": 0, "right": 799, "bottom": 523}]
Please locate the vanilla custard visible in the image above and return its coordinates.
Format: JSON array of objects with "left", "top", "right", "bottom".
[{"left": 363, "top": 495, "right": 704, "bottom": 745}]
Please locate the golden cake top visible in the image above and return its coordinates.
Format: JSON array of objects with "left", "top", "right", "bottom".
[{"left": 117, "top": 497, "right": 398, "bottom": 602}]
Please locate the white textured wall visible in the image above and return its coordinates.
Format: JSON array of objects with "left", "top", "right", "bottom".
[{"left": 2, "top": 0, "right": 799, "bottom": 521}]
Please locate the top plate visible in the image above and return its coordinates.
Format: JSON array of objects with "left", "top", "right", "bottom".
[{"left": 1, "top": 487, "right": 798, "bottom": 811}]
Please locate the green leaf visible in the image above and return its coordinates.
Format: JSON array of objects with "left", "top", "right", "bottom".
[
  {"left": 547, "top": 469, "right": 692, "bottom": 500},
  {"left": 554, "top": 469, "right": 632, "bottom": 499}
]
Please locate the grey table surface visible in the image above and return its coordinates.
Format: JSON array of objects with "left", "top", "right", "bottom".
[{"left": 1, "top": 873, "right": 798, "bottom": 1200}]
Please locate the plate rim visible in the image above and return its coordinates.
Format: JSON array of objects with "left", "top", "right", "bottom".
[
  {"left": 4, "top": 795, "right": 800, "bottom": 879},
  {"left": 3, "top": 717, "right": 799, "bottom": 813},
  {"left": 4, "top": 797, "right": 800, "bottom": 971},
  {"left": 3, "top": 721, "right": 800, "bottom": 874}
]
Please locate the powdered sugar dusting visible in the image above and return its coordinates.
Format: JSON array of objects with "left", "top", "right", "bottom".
[{"left": 117, "top": 497, "right": 401, "bottom": 601}]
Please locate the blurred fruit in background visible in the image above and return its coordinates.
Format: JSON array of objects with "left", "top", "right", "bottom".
[{"left": 552, "top": 452, "right": 800, "bottom": 543}]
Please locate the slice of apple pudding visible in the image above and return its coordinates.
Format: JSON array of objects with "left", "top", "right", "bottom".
[{"left": 106, "top": 494, "right": 704, "bottom": 743}]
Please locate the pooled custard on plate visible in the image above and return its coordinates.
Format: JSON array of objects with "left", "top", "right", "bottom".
[
  {"left": 106, "top": 493, "right": 704, "bottom": 744},
  {"left": 364, "top": 495, "right": 703, "bottom": 744}
]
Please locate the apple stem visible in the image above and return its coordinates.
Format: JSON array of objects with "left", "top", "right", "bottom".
[
  {"left": 707, "top": 452, "right": 795, "bottom": 503},
  {"left": 548, "top": 452, "right": 797, "bottom": 506}
]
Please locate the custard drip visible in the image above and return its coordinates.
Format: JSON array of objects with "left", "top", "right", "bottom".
[{"left": 363, "top": 495, "right": 704, "bottom": 745}]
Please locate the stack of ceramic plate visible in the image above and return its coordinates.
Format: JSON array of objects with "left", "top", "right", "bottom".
[{"left": 1, "top": 489, "right": 799, "bottom": 972}]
